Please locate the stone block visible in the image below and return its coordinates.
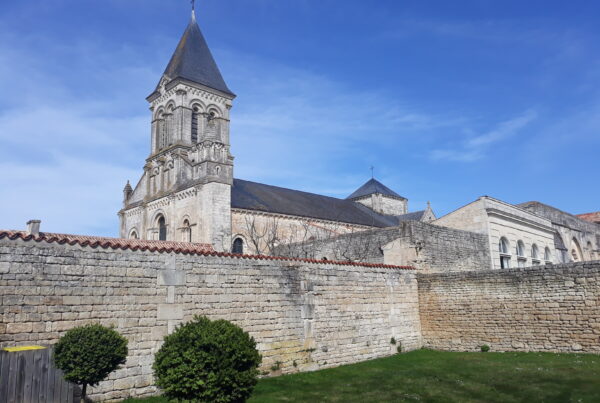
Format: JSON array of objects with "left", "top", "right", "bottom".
[
  {"left": 6, "top": 322, "right": 33, "bottom": 334},
  {"left": 157, "top": 270, "right": 186, "bottom": 286},
  {"left": 157, "top": 304, "right": 184, "bottom": 320},
  {"left": 0, "top": 262, "right": 9, "bottom": 274}
]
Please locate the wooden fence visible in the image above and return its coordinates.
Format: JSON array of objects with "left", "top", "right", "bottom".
[{"left": 0, "top": 346, "right": 81, "bottom": 403}]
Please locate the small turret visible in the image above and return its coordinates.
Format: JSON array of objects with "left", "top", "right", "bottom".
[{"left": 123, "top": 181, "right": 133, "bottom": 204}]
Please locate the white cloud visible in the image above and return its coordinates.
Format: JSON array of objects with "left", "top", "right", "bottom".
[{"left": 430, "top": 110, "right": 537, "bottom": 162}]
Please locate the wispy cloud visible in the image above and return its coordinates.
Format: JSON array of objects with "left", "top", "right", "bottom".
[
  {"left": 0, "top": 29, "right": 152, "bottom": 236},
  {"left": 430, "top": 110, "right": 537, "bottom": 162},
  {"left": 222, "top": 51, "right": 468, "bottom": 192}
]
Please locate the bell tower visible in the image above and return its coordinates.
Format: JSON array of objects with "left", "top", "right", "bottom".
[
  {"left": 119, "top": 5, "right": 235, "bottom": 251},
  {"left": 145, "top": 6, "right": 235, "bottom": 194}
]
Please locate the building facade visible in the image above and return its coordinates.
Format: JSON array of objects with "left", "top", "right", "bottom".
[
  {"left": 434, "top": 197, "right": 556, "bottom": 270},
  {"left": 119, "top": 9, "right": 598, "bottom": 268},
  {"left": 119, "top": 10, "right": 434, "bottom": 253}
]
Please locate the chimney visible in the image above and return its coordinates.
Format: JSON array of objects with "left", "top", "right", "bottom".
[{"left": 26, "top": 220, "right": 41, "bottom": 237}]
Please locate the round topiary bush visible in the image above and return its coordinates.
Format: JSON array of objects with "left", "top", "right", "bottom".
[
  {"left": 53, "top": 323, "right": 128, "bottom": 401},
  {"left": 153, "top": 315, "right": 262, "bottom": 402},
  {"left": 480, "top": 344, "right": 490, "bottom": 352}
]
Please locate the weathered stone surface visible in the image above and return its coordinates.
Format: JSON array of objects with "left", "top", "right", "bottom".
[
  {"left": 157, "top": 270, "right": 186, "bottom": 286},
  {"left": 419, "top": 262, "right": 600, "bottom": 354},
  {"left": 276, "top": 220, "right": 491, "bottom": 273},
  {"left": 0, "top": 238, "right": 421, "bottom": 401},
  {"left": 157, "top": 304, "right": 183, "bottom": 320}
]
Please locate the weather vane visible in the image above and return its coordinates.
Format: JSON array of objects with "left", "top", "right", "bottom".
[
  {"left": 191, "top": 0, "right": 196, "bottom": 11},
  {"left": 370, "top": 166, "right": 374, "bottom": 179}
]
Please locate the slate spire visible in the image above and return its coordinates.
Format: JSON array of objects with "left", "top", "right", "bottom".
[{"left": 157, "top": 7, "right": 234, "bottom": 97}]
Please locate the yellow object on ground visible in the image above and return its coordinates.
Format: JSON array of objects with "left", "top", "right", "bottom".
[{"left": 3, "top": 345, "right": 47, "bottom": 352}]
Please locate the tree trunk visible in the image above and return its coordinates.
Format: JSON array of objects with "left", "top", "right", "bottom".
[{"left": 81, "top": 383, "right": 87, "bottom": 403}]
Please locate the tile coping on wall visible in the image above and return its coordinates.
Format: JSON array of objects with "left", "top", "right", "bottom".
[{"left": 0, "top": 230, "right": 415, "bottom": 270}]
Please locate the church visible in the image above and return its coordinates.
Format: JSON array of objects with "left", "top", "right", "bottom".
[
  {"left": 118, "top": 8, "right": 436, "bottom": 255},
  {"left": 119, "top": 8, "right": 599, "bottom": 270}
]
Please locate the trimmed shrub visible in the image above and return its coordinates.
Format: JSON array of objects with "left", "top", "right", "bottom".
[
  {"left": 53, "top": 324, "right": 128, "bottom": 401},
  {"left": 481, "top": 344, "right": 490, "bottom": 353},
  {"left": 390, "top": 337, "right": 397, "bottom": 345},
  {"left": 153, "top": 315, "right": 262, "bottom": 402}
]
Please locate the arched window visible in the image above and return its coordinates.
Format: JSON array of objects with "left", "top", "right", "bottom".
[
  {"left": 531, "top": 244, "right": 540, "bottom": 265},
  {"left": 191, "top": 106, "right": 200, "bottom": 143},
  {"left": 156, "top": 112, "right": 165, "bottom": 150},
  {"left": 544, "top": 247, "right": 552, "bottom": 263},
  {"left": 129, "top": 230, "right": 138, "bottom": 240},
  {"left": 157, "top": 215, "right": 167, "bottom": 241},
  {"left": 499, "top": 237, "right": 511, "bottom": 269},
  {"left": 516, "top": 240, "right": 527, "bottom": 267},
  {"left": 586, "top": 241, "right": 594, "bottom": 260},
  {"left": 181, "top": 219, "right": 192, "bottom": 243},
  {"left": 571, "top": 238, "right": 583, "bottom": 262},
  {"left": 206, "top": 110, "right": 218, "bottom": 138},
  {"left": 232, "top": 237, "right": 244, "bottom": 254},
  {"left": 157, "top": 110, "right": 171, "bottom": 150},
  {"left": 164, "top": 105, "right": 174, "bottom": 147}
]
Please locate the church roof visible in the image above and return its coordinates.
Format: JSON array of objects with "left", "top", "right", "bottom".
[
  {"left": 231, "top": 179, "right": 401, "bottom": 228},
  {"left": 346, "top": 178, "right": 406, "bottom": 200},
  {"left": 396, "top": 210, "right": 426, "bottom": 221},
  {"left": 158, "top": 11, "right": 234, "bottom": 97}
]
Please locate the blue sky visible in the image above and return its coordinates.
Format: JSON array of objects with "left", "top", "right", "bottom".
[{"left": 1, "top": 0, "right": 599, "bottom": 236}]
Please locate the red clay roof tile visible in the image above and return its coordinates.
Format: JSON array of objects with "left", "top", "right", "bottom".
[{"left": 0, "top": 230, "right": 415, "bottom": 270}]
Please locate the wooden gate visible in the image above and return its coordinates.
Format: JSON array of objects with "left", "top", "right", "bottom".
[{"left": 0, "top": 346, "right": 81, "bottom": 403}]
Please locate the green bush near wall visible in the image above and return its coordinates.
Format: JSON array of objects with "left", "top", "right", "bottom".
[{"left": 153, "top": 316, "right": 262, "bottom": 402}]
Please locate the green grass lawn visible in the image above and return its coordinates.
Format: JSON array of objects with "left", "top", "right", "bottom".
[{"left": 123, "top": 349, "right": 600, "bottom": 402}]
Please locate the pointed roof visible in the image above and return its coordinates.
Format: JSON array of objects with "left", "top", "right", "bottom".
[
  {"left": 346, "top": 178, "right": 406, "bottom": 200},
  {"left": 158, "top": 10, "right": 234, "bottom": 97}
]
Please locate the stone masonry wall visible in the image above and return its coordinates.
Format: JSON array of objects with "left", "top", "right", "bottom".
[
  {"left": 418, "top": 262, "right": 600, "bottom": 353},
  {"left": 0, "top": 237, "right": 422, "bottom": 401},
  {"left": 277, "top": 221, "right": 491, "bottom": 273}
]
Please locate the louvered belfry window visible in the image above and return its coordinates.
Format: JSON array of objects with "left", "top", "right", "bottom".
[{"left": 191, "top": 107, "right": 199, "bottom": 143}]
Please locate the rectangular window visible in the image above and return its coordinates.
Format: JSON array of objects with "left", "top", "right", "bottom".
[
  {"left": 518, "top": 258, "right": 527, "bottom": 268},
  {"left": 500, "top": 256, "right": 511, "bottom": 269}
]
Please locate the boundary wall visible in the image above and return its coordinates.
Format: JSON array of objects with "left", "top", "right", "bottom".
[
  {"left": 418, "top": 262, "right": 600, "bottom": 353},
  {"left": 0, "top": 236, "right": 422, "bottom": 401},
  {"left": 276, "top": 221, "right": 491, "bottom": 273}
]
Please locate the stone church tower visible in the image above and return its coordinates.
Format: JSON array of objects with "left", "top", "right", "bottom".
[{"left": 119, "top": 8, "right": 235, "bottom": 251}]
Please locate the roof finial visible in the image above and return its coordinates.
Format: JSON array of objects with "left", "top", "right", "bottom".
[
  {"left": 191, "top": 0, "right": 196, "bottom": 20},
  {"left": 370, "top": 165, "right": 374, "bottom": 179}
]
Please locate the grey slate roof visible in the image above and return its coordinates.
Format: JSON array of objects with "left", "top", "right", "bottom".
[
  {"left": 158, "top": 11, "right": 234, "bottom": 97},
  {"left": 346, "top": 178, "right": 405, "bottom": 200},
  {"left": 396, "top": 210, "right": 425, "bottom": 222},
  {"left": 231, "top": 179, "right": 401, "bottom": 228}
]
